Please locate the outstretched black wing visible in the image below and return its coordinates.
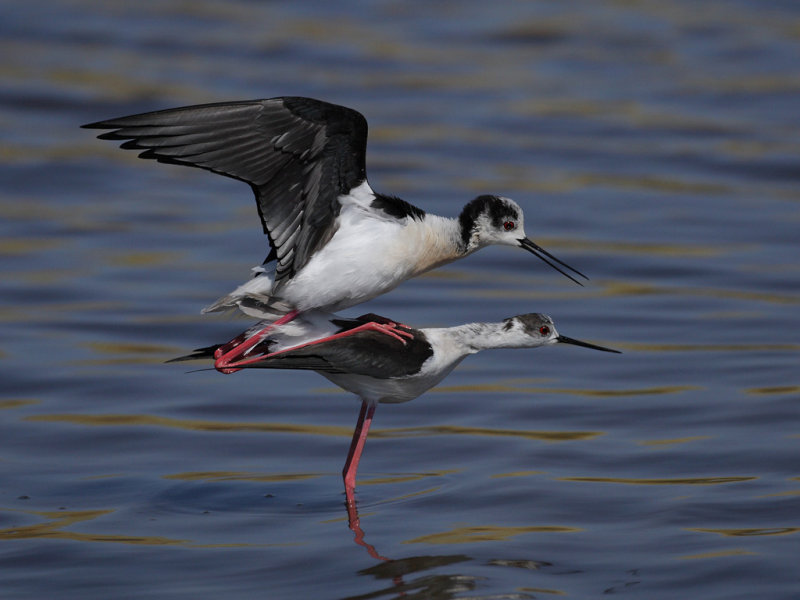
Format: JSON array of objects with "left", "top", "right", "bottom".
[{"left": 83, "top": 97, "right": 369, "bottom": 288}]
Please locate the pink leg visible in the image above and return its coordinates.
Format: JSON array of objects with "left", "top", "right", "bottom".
[
  {"left": 332, "top": 320, "right": 414, "bottom": 345},
  {"left": 343, "top": 400, "right": 376, "bottom": 496},
  {"left": 378, "top": 321, "right": 414, "bottom": 342},
  {"left": 217, "top": 319, "right": 416, "bottom": 373},
  {"left": 325, "top": 320, "right": 414, "bottom": 346},
  {"left": 214, "top": 309, "right": 300, "bottom": 374}
]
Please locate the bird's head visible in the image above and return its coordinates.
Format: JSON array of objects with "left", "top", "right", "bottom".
[
  {"left": 458, "top": 195, "right": 588, "bottom": 285},
  {"left": 500, "top": 313, "right": 621, "bottom": 353},
  {"left": 459, "top": 195, "right": 526, "bottom": 250}
]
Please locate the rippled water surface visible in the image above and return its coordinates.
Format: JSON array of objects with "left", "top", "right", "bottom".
[{"left": 2, "top": 1, "right": 799, "bottom": 598}]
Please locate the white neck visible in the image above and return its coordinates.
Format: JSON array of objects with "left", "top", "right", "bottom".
[
  {"left": 407, "top": 215, "right": 468, "bottom": 275},
  {"left": 426, "top": 321, "right": 535, "bottom": 356}
]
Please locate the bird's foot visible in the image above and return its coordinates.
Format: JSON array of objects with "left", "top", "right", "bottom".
[
  {"left": 213, "top": 309, "right": 300, "bottom": 373},
  {"left": 360, "top": 320, "right": 414, "bottom": 345}
]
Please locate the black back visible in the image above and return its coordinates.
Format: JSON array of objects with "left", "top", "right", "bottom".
[
  {"left": 249, "top": 313, "right": 433, "bottom": 378},
  {"left": 370, "top": 193, "right": 426, "bottom": 221},
  {"left": 168, "top": 313, "right": 434, "bottom": 379}
]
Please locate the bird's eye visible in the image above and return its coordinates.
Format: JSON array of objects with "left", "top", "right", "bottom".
[
  {"left": 503, "top": 221, "right": 515, "bottom": 231},
  {"left": 539, "top": 326, "right": 550, "bottom": 336}
]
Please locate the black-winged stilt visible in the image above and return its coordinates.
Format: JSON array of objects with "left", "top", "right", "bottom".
[
  {"left": 83, "top": 98, "right": 589, "bottom": 368},
  {"left": 170, "top": 311, "right": 619, "bottom": 497}
]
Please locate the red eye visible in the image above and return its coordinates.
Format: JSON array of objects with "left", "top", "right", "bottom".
[
  {"left": 503, "top": 221, "right": 515, "bottom": 231},
  {"left": 539, "top": 326, "right": 550, "bottom": 336}
]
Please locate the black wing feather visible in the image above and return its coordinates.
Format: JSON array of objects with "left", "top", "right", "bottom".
[
  {"left": 166, "top": 313, "right": 433, "bottom": 379},
  {"left": 83, "top": 97, "right": 369, "bottom": 287},
  {"left": 247, "top": 328, "right": 433, "bottom": 379}
]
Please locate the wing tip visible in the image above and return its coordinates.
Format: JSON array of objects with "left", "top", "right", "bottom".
[{"left": 81, "top": 118, "right": 124, "bottom": 130}]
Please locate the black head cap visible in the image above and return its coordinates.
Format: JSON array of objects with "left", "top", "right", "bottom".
[{"left": 458, "top": 195, "right": 520, "bottom": 246}]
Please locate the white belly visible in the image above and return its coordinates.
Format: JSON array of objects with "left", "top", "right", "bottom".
[
  {"left": 323, "top": 347, "right": 469, "bottom": 404},
  {"left": 207, "top": 203, "right": 462, "bottom": 317},
  {"left": 280, "top": 211, "right": 456, "bottom": 312}
]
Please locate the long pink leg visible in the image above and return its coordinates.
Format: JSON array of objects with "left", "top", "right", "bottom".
[
  {"left": 343, "top": 400, "right": 377, "bottom": 496},
  {"left": 214, "top": 309, "right": 300, "bottom": 374},
  {"left": 217, "top": 320, "right": 415, "bottom": 372},
  {"left": 331, "top": 321, "right": 414, "bottom": 345}
]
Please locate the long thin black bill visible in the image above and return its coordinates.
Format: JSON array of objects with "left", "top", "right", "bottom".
[
  {"left": 518, "top": 238, "right": 588, "bottom": 286},
  {"left": 557, "top": 335, "right": 621, "bottom": 354}
]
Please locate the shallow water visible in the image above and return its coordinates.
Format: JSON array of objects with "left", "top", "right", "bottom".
[{"left": 2, "top": 1, "right": 799, "bottom": 598}]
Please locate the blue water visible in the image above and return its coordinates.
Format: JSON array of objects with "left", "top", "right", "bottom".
[{"left": 2, "top": 1, "right": 799, "bottom": 598}]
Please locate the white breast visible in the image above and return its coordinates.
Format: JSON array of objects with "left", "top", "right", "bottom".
[
  {"left": 281, "top": 206, "right": 460, "bottom": 312},
  {"left": 321, "top": 328, "right": 475, "bottom": 404}
]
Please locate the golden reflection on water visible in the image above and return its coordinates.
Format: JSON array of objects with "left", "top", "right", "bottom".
[
  {"left": 106, "top": 250, "right": 184, "bottom": 268},
  {"left": 85, "top": 341, "right": 178, "bottom": 356},
  {"left": 433, "top": 384, "right": 697, "bottom": 397},
  {"left": 76, "top": 341, "right": 181, "bottom": 366},
  {"left": 513, "top": 97, "right": 741, "bottom": 136},
  {"left": 0, "top": 399, "right": 38, "bottom": 410},
  {"left": 404, "top": 525, "right": 581, "bottom": 545},
  {"left": 360, "top": 470, "right": 459, "bottom": 486},
  {"left": 0, "top": 301, "right": 126, "bottom": 323},
  {"left": 570, "top": 173, "right": 728, "bottom": 195},
  {"left": 518, "top": 587, "right": 567, "bottom": 596},
  {"left": 637, "top": 436, "right": 711, "bottom": 447},
  {"left": 621, "top": 342, "right": 800, "bottom": 352},
  {"left": 0, "top": 508, "right": 185, "bottom": 546},
  {"left": 163, "top": 471, "right": 321, "bottom": 483},
  {"left": 757, "top": 490, "right": 800, "bottom": 498},
  {"left": 632, "top": 283, "right": 800, "bottom": 307},
  {"left": 52, "top": 63, "right": 201, "bottom": 107},
  {"left": 561, "top": 476, "right": 757, "bottom": 485},
  {"left": 0, "top": 238, "right": 63, "bottom": 255},
  {"left": 491, "top": 470, "right": 543, "bottom": 479},
  {"left": 556, "top": 239, "right": 727, "bottom": 257},
  {"left": 468, "top": 166, "right": 732, "bottom": 196},
  {"left": 374, "top": 425, "right": 600, "bottom": 442},
  {"left": 746, "top": 385, "right": 800, "bottom": 395},
  {"left": 689, "top": 527, "right": 799, "bottom": 537},
  {"left": 25, "top": 413, "right": 600, "bottom": 442},
  {"left": 17, "top": 268, "right": 94, "bottom": 285},
  {"left": 475, "top": 280, "right": 800, "bottom": 307},
  {"left": 680, "top": 548, "right": 757, "bottom": 560},
  {"left": 0, "top": 507, "right": 290, "bottom": 548},
  {"left": 25, "top": 413, "right": 353, "bottom": 436},
  {"left": 471, "top": 160, "right": 733, "bottom": 195},
  {"left": 0, "top": 196, "right": 130, "bottom": 234}
]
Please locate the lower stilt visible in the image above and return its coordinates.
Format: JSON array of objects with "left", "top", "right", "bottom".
[{"left": 343, "top": 400, "right": 376, "bottom": 496}]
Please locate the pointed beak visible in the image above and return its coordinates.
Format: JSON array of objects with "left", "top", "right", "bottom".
[
  {"left": 518, "top": 238, "right": 588, "bottom": 286},
  {"left": 556, "top": 335, "right": 621, "bottom": 354}
]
